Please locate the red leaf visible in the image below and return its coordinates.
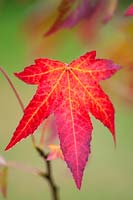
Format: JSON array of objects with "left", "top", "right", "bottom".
[
  {"left": 124, "top": 4, "right": 133, "bottom": 16},
  {"left": 5, "top": 51, "right": 120, "bottom": 188}
]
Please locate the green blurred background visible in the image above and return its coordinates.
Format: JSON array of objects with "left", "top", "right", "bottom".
[{"left": 0, "top": 0, "right": 133, "bottom": 200}]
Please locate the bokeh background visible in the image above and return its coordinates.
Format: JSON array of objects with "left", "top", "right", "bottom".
[{"left": 0, "top": 0, "right": 133, "bottom": 200}]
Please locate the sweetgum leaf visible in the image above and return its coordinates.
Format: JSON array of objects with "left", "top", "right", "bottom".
[{"left": 5, "top": 51, "right": 120, "bottom": 189}]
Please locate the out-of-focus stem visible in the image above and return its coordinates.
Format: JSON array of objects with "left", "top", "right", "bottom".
[{"left": 0, "top": 67, "right": 36, "bottom": 146}]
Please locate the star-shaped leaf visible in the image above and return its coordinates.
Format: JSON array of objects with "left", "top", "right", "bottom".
[{"left": 5, "top": 51, "right": 120, "bottom": 188}]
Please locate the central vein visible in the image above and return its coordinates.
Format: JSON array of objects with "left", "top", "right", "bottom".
[{"left": 67, "top": 71, "right": 79, "bottom": 176}]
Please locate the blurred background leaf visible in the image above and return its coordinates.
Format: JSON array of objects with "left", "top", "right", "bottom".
[{"left": 0, "top": 166, "right": 8, "bottom": 198}]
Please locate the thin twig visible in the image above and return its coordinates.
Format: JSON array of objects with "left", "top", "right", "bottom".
[
  {"left": 0, "top": 66, "right": 36, "bottom": 146},
  {"left": 0, "top": 67, "right": 24, "bottom": 111},
  {"left": 36, "top": 147, "right": 59, "bottom": 200},
  {"left": 7, "top": 161, "right": 44, "bottom": 176}
]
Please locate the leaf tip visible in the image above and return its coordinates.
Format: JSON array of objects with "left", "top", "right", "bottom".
[
  {"left": 76, "top": 180, "right": 82, "bottom": 190},
  {"left": 113, "top": 132, "right": 117, "bottom": 148},
  {"left": 88, "top": 50, "right": 96, "bottom": 59},
  {"left": 5, "top": 144, "right": 12, "bottom": 151},
  {"left": 5, "top": 138, "right": 17, "bottom": 151},
  {"left": 14, "top": 72, "right": 18, "bottom": 76},
  {"left": 109, "top": 123, "right": 116, "bottom": 148},
  {"left": 14, "top": 72, "right": 20, "bottom": 79}
]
